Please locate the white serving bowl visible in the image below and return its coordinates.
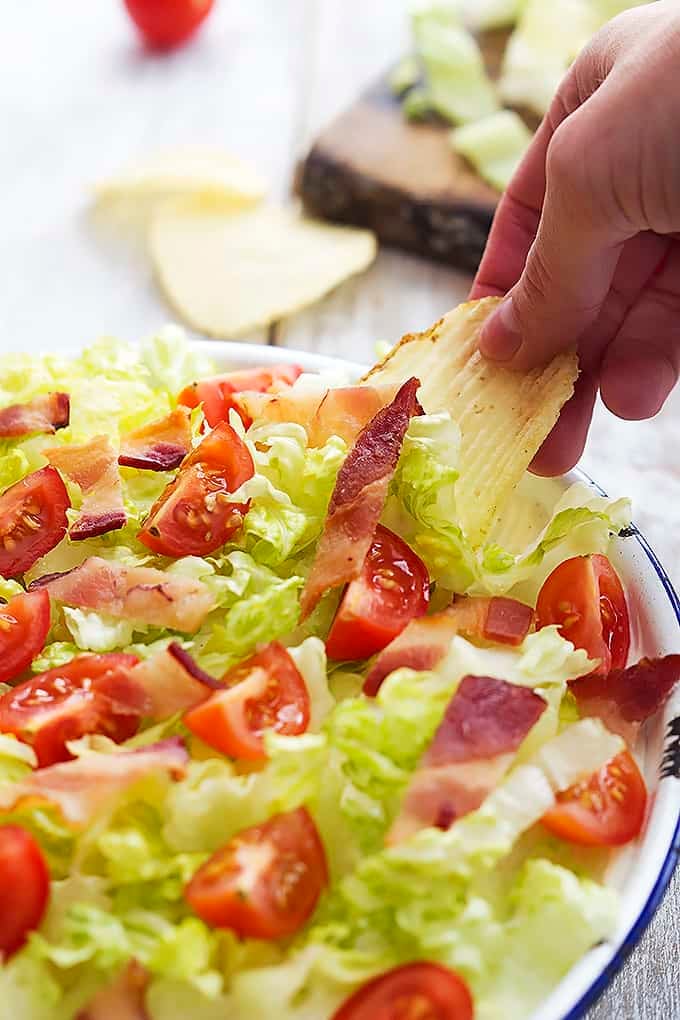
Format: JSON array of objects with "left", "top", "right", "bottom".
[{"left": 193, "top": 339, "right": 680, "bottom": 1020}]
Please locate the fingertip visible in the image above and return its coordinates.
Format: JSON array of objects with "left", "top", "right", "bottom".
[
  {"left": 479, "top": 297, "right": 523, "bottom": 362},
  {"left": 529, "top": 372, "right": 597, "bottom": 477},
  {"left": 600, "top": 353, "right": 676, "bottom": 419}
]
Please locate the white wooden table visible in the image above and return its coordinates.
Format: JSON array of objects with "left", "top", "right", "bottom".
[{"left": 2, "top": 2, "right": 679, "bottom": 1016}]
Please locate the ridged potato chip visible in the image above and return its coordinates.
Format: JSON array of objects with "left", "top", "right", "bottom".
[
  {"left": 149, "top": 203, "right": 377, "bottom": 338},
  {"left": 364, "top": 297, "right": 578, "bottom": 546}
]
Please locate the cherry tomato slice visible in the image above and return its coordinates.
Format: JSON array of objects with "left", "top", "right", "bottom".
[
  {"left": 124, "top": 0, "right": 214, "bottom": 50},
  {"left": 542, "top": 750, "right": 647, "bottom": 847},
  {"left": 326, "top": 525, "right": 430, "bottom": 661},
  {"left": 0, "top": 826, "right": 49, "bottom": 958},
  {"left": 178, "top": 365, "right": 303, "bottom": 429},
  {"left": 185, "top": 807, "right": 328, "bottom": 939},
  {"left": 184, "top": 642, "right": 310, "bottom": 761},
  {"left": 0, "top": 653, "right": 143, "bottom": 767},
  {"left": 536, "top": 554, "right": 630, "bottom": 674},
  {"left": 331, "top": 962, "right": 474, "bottom": 1020},
  {"left": 0, "top": 589, "right": 51, "bottom": 685},
  {"left": 0, "top": 467, "right": 70, "bottom": 578},
  {"left": 138, "top": 422, "right": 254, "bottom": 558}
]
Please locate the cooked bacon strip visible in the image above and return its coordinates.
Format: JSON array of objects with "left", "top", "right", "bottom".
[
  {"left": 300, "top": 378, "right": 422, "bottom": 621},
  {"left": 364, "top": 597, "right": 534, "bottom": 696},
  {"left": 237, "top": 382, "right": 400, "bottom": 447},
  {"left": 570, "top": 655, "right": 680, "bottom": 746},
  {"left": 77, "top": 962, "right": 150, "bottom": 1020},
  {"left": 0, "top": 393, "right": 70, "bottom": 438},
  {"left": 118, "top": 408, "right": 192, "bottom": 472},
  {"left": 0, "top": 738, "right": 188, "bottom": 826},
  {"left": 44, "top": 435, "right": 126, "bottom": 540},
  {"left": 130, "top": 643, "right": 221, "bottom": 718},
  {"left": 30, "top": 556, "right": 214, "bottom": 633},
  {"left": 387, "top": 675, "right": 546, "bottom": 845}
]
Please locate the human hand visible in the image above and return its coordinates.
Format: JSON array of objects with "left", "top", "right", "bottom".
[{"left": 471, "top": 0, "right": 680, "bottom": 475}]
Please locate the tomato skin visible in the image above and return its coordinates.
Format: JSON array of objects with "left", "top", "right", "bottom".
[
  {"left": 0, "top": 826, "right": 50, "bottom": 958},
  {"left": 138, "top": 422, "right": 254, "bottom": 558},
  {"left": 331, "top": 962, "right": 474, "bottom": 1020},
  {"left": 178, "top": 365, "right": 303, "bottom": 429},
  {"left": 542, "top": 750, "right": 647, "bottom": 847},
  {"left": 536, "top": 554, "right": 630, "bottom": 674},
  {"left": 185, "top": 807, "right": 328, "bottom": 939},
  {"left": 184, "top": 642, "right": 310, "bottom": 761},
  {"left": 326, "top": 526, "right": 430, "bottom": 661},
  {"left": 0, "top": 653, "right": 143, "bottom": 767},
  {"left": 0, "top": 589, "right": 51, "bottom": 685},
  {"left": 0, "top": 467, "right": 70, "bottom": 578},
  {"left": 124, "top": 0, "right": 214, "bottom": 49}
]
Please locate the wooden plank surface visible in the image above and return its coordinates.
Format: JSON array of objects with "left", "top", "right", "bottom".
[{"left": 1, "top": 4, "right": 679, "bottom": 1019}]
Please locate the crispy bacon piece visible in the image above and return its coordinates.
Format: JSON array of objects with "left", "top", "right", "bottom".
[
  {"left": 300, "top": 378, "right": 422, "bottom": 621},
  {"left": 77, "top": 962, "right": 150, "bottom": 1020},
  {"left": 44, "top": 435, "right": 126, "bottom": 540},
  {"left": 387, "top": 675, "right": 546, "bottom": 844},
  {"left": 364, "top": 597, "right": 534, "bottom": 696},
  {"left": 0, "top": 738, "right": 188, "bottom": 826},
  {"left": 570, "top": 655, "right": 680, "bottom": 746},
  {"left": 130, "top": 643, "right": 221, "bottom": 718},
  {"left": 30, "top": 556, "right": 214, "bottom": 633},
  {"left": 237, "top": 383, "right": 401, "bottom": 447},
  {"left": 119, "top": 408, "right": 192, "bottom": 471},
  {"left": 0, "top": 393, "right": 70, "bottom": 438}
]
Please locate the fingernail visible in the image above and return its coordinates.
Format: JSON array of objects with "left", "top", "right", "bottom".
[{"left": 480, "top": 297, "right": 522, "bottom": 362}]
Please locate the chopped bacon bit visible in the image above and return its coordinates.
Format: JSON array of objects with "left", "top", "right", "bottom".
[
  {"left": 300, "top": 378, "right": 422, "bottom": 621},
  {"left": 130, "top": 643, "right": 221, "bottom": 719},
  {"left": 76, "top": 961, "right": 150, "bottom": 1020},
  {"left": 0, "top": 393, "right": 70, "bottom": 438},
  {"left": 364, "top": 596, "right": 534, "bottom": 696},
  {"left": 44, "top": 435, "right": 126, "bottom": 541},
  {"left": 387, "top": 676, "right": 545, "bottom": 845},
  {"left": 570, "top": 655, "right": 680, "bottom": 746},
  {"left": 30, "top": 556, "right": 214, "bottom": 633},
  {"left": 0, "top": 738, "right": 188, "bottom": 826},
  {"left": 237, "top": 382, "right": 401, "bottom": 448},
  {"left": 119, "top": 408, "right": 192, "bottom": 471}
]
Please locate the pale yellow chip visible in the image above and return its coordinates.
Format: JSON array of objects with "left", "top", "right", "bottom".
[
  {"left": 363, "top": 297, "right": 578, "bottom": 546},
  {"left": 148, "top": 203, "right": 378, "bottom": 337},
  {"left": 95, "top": 147, "right": 266, "bottom": 210}
]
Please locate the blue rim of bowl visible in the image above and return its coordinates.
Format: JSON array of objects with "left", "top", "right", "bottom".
[{"left": 562, "top": 470, "right": 680, "bottom": 1020}]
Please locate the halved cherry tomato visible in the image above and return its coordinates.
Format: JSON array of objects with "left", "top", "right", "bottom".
[
  {"left": 326, "top": 525, "right": 430, "bottom": 661},
  {"left": 124, "top": 0, "right": 214, "bottom": 50},
  {"left": 138, "top": 422, "right": 254, "bottom": 558},
  {"left": 331, "top": 962, "right": 474, "bottom": 1020},
  {"left": 178, "top": 365, "right": 303, "bottom": 429},
  {"left": 0, "top": 653, "right": 143, "bottom": 767},
  {"left": 0, "top": 466, "right": 70, "bottom": 578},
  {"left": 185, "top": 807, "right": 328, "bottom": 939},
  {"left": 536, "top": 554, "right": 630, "bottom": 674},
  {"left": 0, "top": 826, "right": 49, "bottom": 958},
  {"left": 0, "top": 589, "right": 51, "bottom": 684},
  {"left": 184, "top": 642, "right": 309, "bottom": 761},
  {"left": 542, "top": 750, "right": 647, "bottom": 847}
]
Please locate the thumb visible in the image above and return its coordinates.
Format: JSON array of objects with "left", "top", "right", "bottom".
[{"left": 479, "top": 117, "right": 628, "bottom": 371}]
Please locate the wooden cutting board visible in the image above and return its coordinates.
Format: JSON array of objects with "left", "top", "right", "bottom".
[{"left": 296, "top": 29, "right": 536, "bottom": 273}]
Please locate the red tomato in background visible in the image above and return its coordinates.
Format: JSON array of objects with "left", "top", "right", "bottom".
[
  {"left": 185, "top": 807, "right": 328, "bottom": 939},
  {"left": 0, "top": 653, "right": 143, "bottom": 767},
  {"left": 326, "top": 525, "right": 430, "bottom": 661},
  {"left": 138, "top": 422, "right": 254, "bottom": 558},
  {"left": 0, "top": 826, "right": 50, "bottom": 958},
  {"left": 536, "top": 554, "right": 630, "bottom": 674},
  {"left": 331, "top": 962, "right": 474, "bottom": 1020},
  {"left": 0, "top": 589, "right": 51, "bottom": 685},
  {"left": 0, "top": 467, "right": 70, "bottom": 578},
  {"left": 124, "top": 0, "right": 214, "bottom": 50},
  {"left": 178, "top": 365, "right": 303, "bottom": 429},
  {"left": 184, "top": 642, "right": 309, "bottom": 760},
  {"left": 542, "top": 750, "right": 647, "bottom": 847}
]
